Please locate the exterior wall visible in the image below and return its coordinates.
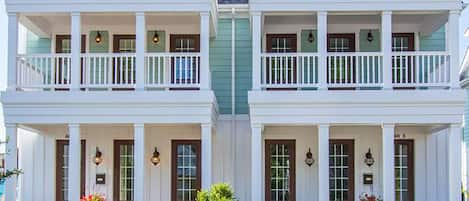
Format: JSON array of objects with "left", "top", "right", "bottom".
[
  {"left": 26, "top": 30, "right": 51, "bottom": 54},
  {"left": 419, "top": 26, "right": 446, "bottom": 51}
]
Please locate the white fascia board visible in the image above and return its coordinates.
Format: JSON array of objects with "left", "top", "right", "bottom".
[
  {"left": 1, "top": 91, "right": 218, "bottom": 124},
  {"left": 248, "top": 90, "right": 465, "bottom": 125}
]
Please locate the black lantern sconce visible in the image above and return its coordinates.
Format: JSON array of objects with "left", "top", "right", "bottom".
[
  {"left": 367, "top": 30, "right": 374, "bottom": 42},
  {"left": 94, "top": 147, "right": 103, "bottom": 166},
  {"left": 308, "top": 31, "right": 315, "bottom": 43},
  {"left": 152, "top": 31, "right": 160, "bottom": 44},
  {"left": 95, "top": 31, "right": 103, "bottom": 44},
  {"left": 364, "top": 148, "right": 375, "bottom": 167},
  {"left": 151, "top": 147, "right": 161, "bottom": 166},
  {"left": 304, "top": 148, "right": 315, "bottom": 167}
]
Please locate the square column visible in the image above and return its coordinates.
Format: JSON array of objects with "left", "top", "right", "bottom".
[
  {"left": 318, "top": 124, "right": 329, "bottom": 201},
  {"left": 251, "top": 12, "right": 262, "bottom": 90},
  {"left": 448, "top": 124, "right": 462, "bottom": 201},
  {"left": 201, "top": 123, "right": 213, "bottom": 189},
  {"left": 7, "top": 13, "right": 18, "bottom": 91},
  {"left": 68, "top": 124, "right": 81, "bottom": 201},
  {"left": 251, "top": 124, "right": 262, "bottom": 201},
  {"left": 382, "top": 124, "right": 395, "bottom": 201},
  {"left": 200, "top": 12, "right": 211, "bottom": 90},
  {"left": 134, "top": 124, "right": 146, "bottom": 201},
  {"left": 448, "top": 11, "right": 460, "bottom": 89},
  {"left": 381, "top": 11, "right": 392, "bottom": 89},
  {"left": 4, "top": 124, "right": 18, "bottom": 201},
  {"left": 135, "top": 12, "right": 146, "bottom": 91},
  {"left": 70, "top": 13, "right": 81, "bottom": 91},
  {"left": 317, "top": 12, "right": 327, "bottom": 90}
]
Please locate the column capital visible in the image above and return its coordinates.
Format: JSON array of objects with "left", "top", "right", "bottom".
[
  {"left": 4, "top": 123, "right": 17, "bottom": 128},
  {"left": 449, "top": 123, "right": 462, "bottom": 129},
  {"left": 318, "top": 124, "right": 330, "bottom": 129},
  {"left": 382, "top": 10, "right": 392, "bottom": 15},
  {"left": 135, "top": 12, "right": 145, "bottom": 16},
  {"left": 317, "top": 11, "right": 328, "bottom": 16},
  {"left": 250, "top": 11, "right": 262, "bottom": 16},
  {"left": 449, "top": 10, "right": 461, "bottom": 15},
  {"left": 200, "top": 11, "right": 210, "bottom": 17},
  {"left": 381, "top": 123, "right": 395, "bottom": 129},
  {"left": 134, "top": 123, "right": 145, "bottom": 128},
  {"left": 7, "top": 12, "right": 17, "bottom": 17},
  {"left": 251, "top": 123, "right": 263, "bottom": 129},
  {"left": 70, "top": 12, "right": 80, "bottom": 17},
  {"left": 68, "top": 123, "right": 80, "bottom": 128}
]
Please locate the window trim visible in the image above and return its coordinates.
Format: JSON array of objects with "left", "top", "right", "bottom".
[
  {"left": 113, "top": 140, "right": 135, "bottom": 201},
  {"left": 113, "top": 35, "right": 137, "bottom": 53},
  {"left": 55, "top": 140, "right": 86, "bottom": 201},
  {"left": 265, "top": 139, "right": 296, "bottom": 201},
  {"left": 392, "top": 33, "right": 415, "bottom": 52},
  {"left": 329, "top": 139, "right": 355, "bottom": 201},
  {"left": 266, "top": 34, "right": 297, "bottom": 53},
  {"left": 171, "top": 140, "right": 202, "bottom": 201},
  {"left": 395, "top": 139, "right": 414, "bottom": 201},
  {"left": 327, "top": 33, "right": 356, "bottom": 52}
]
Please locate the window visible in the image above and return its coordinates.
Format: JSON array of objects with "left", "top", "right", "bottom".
[
  {"left": 327, "top": 34, "right": 356, "bottom": 85},
  {"left": 56, "top": 140, "right": 86, "bottom": 201},
  {"left": 170, "top": 35, "right": 200, "bottom": 84},
  {"left": 172, "top": 140, "right": 201, "bottom": 201},
  {"left": 329, "top": 140, "right": 355, "bottom": 201},
  {"left": 266, "top": 34, "right": 298, "bottom": 85},
  {"left": 395, "top": 140, "right": 414, "bottom": 201},
  {"left": 113, "top": 140, "right": 134, "bottom": 201},
  {"left": 265, "top": 140, "right": 296, "bottom": 201}
]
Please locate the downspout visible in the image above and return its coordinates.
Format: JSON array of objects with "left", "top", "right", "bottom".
[{"left": 231, "top": 7, "right": 237, "bottom": 190}]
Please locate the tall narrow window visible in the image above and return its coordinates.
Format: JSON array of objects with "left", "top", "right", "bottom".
[
  {"left": 329, "top": 140, "right": 355, "bottom": 201},
  {"left": 265, "top": 140, "right": 296, "bottom": 201},
  {"left": 171, "top": 140, "right": 201, "bottom": 201},
  {"left": 113, "top": 140, "right": 134, "bottom": 201},
  {"left": 395, "top": 140, "right": 414, "bottom": 201},
  {"left": 56, "top": 140, "right": 86, "bottom": 201}
]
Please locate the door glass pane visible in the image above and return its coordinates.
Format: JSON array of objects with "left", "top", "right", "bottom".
[
  {"left": 329, "top": 141, "right": 353, "bottom": 201},
  {"left": 61, "top": 144, "right": 69, "bottom": 201},
  {"left": 176, "top": 144, "right": 198, "bottom": 201},
  {"left": 173, "top": 37, "right": 198, "bottom": 82},
  {"left": 119, "top": 39, "right": 136, "bottom": 53},
  {"left": 395, "top": 142, "right": 412, "bottom": 201},
  {"left": 268, "top": 143, "right": 293, "bottom": 201},
  {"left": 392, "top": 37, "right": 410, "bottom": 52},
  {"left": 267, "top": 36, "right": 297, "bottom": 84},
  {"left": 119, "top": 144, "right": 134, "bottom": 201},
  {"left": 61, "top": 39, "right": 71, "bottom": 53}
]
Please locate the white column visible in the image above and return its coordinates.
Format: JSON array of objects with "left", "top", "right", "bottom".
[
  {"left": 251, "top": 12, "right": 262, "bottom": 90},
  {"left": 200, "top": 12, "right": 211, "bottom": 90},
  {"left": 135, "top": 12, "right": 146, "bottom": 91},
  {"left": 448, "top": 10, "right": 460, "bottom": 89},
  {"left": 201, "top": 123, "right": 212, "bottom": 189},
  {"left": 318, "top": 124, "right": 330, "bottom": 201},
  {"left": 70, "top": 13, "right": 81, "bottom": 91},
  {"left": 448, "top": 124, "right": 462, "bottom": 201},
  {"left": 5, "top": 124, "right": 18, "bottom": 201},
  {"left": 317, "top": 12, "right": 328, "bottom": 90},
  {"left": 134, "top": 123, "right": 145, "bottom": 201},
  {"left": 251, "top": 124, "right": 262, "bottom": 201},
  {"left": 7, "top": 13, "right": 18, "bottom": 91},
  {"left": 68, "top": 124, "right": 81, "bottom": 201},
  {"left": 381, "top": 11, "right": 392, "bottom": 89},
  {"left": 382, "top": 124, "right": 395, "bottom": 201}
]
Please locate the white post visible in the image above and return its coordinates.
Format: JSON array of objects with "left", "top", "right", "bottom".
[
  {"left": 200, "top": 12, "right": 211, "bottom": 90},
  {"left": 135, "top": 12, "right": 146, "bottom": 91},
  {"left": 251, "top": 12, "right": 262, "bottom": 90},
  {"left": 7, "top": 13, "right": 18, "bottom": 91},
  {"left": 5, "top": 124, "right": 18, "bottom": 201},
  {"left": 68, "top": 124, "right": 81, "bottom": 201},
  {"left": 201, "top": 123, "right": 213, "bottom": 189},
  {"left": 134, "top": 123, "right": 145, "bottom": 201},
  {"left": 318, "top": 124, "right": 330, "bottom": 201},
  {"left": 70, "top": 13, "right": 81, "bottom": 91},
  {"left": 317, "top": 12, "right": 328, "bottom": 90},
  {"left": 382, "top": 124, "right": 395, "bottom": 201},
  {"left": 448, "top": 124, "right": 462, "bottom": 201},
  {"left": 448, "top": 10, "right": 460, "bottom": 89},
  {"left": 251, "top": 124, "right": 262, "bottom": 201},
  {"left": 381, "top": 11, "right": 392, "bottom": 89}
]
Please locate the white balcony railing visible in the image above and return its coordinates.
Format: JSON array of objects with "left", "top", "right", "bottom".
[
  {"left": 145, "top": 53, "right": 200, "bottom": 88},
  {"left": 17, "top": 54, "right": 72, "bottom": 89},
  {"left": 327, "top": 52, "right": 383, "bottom": 88},
  {"left": 82, "top": 53, "right": 136, "bottom": 88}
]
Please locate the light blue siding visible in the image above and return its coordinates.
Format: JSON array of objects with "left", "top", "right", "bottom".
[
  {"left": 26, "top": 31, "right": 51, "bottom": 54},
  {"left": 235, "top": 19, "right": 252, "bottom": 114},
  {"left": 419, "top": 26, "right": 446, "bottom": 51}
]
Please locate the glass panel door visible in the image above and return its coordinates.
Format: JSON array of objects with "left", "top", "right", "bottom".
[
  {"left": 172, "top": 140, "right": 201, "bottom": 201},
  {"left": 113, "top": 35, "right": 136, "bottom": 85},
  {"left": 55, "top": 140, "right": 86, "bottom": 201},
  {"left": 395, "top": 140, "right": 414, "bottom": 201},
  {"left": 170, "top": 35, "right": 200, "bottom": 84},
  {"left": 265, "top": 140, "right": 296, "bottom": 201},
  {"left": 329, "top": 140, "right": 354, "bottom": 201},
  {"left": 266, "top": 34, "right": 297, "bottom": 85},
  {"left": 114, "top": 140, "right": 134, "bottom": 201},
  {"left": 392, "top": 33, "right": 415, "bottom": 84},
  {"left": 327, "top": 34, "right": 356, "bottom": 85}
]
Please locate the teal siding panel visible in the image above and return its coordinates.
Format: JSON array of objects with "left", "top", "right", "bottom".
[
  {"left": 89, "top": 31, "right": 109, "bottom": 53},
  {"left": 26, "top": 31, "right": 51, "bottom": 54},
  {"left": 235, "top": 19, "right": 252, "bottom": 114},
  {"left": 301, "top": 30, "right": 317, "bottom": 52},
  {"left": 419, "top": 26, "right": 446, "bottom": 51},
  {"left": 147, "top": 30, "right": 166, "bottom": 52},
  {"left": 360, "top": 29, "right": 380, "bottom": 52}
]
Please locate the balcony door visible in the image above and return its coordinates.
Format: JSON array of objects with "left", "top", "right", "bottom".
[
  {"left": 55, "top": 140, "right": 86, "bottom": 201},
  {"left": 113, "top": 140, "right": 134, "bottom": 201},
  {"left": 55, "top": 35, "right": 86, "bottom": 88},
  {"left": 327, "top": 34, "right": 356, "bottom": 88},
  {"left": 329, "top": 140, "right": 355, "bottom": 201},
  {"left": 265, "top": 140, "right": 296, "bottom": 201},
  {"left": 395, "top": 140, "right": 414, "bottom": 201},
  {"left": 266, "top": 34, "right": 298, "bottom": 87},
  {"left": 113, "top": 35, "right": 136, "bottom": 87},
  {"left": 169, "top": 35, "right": 200, "bottom": 89},
  {"left": 392, "top": 33, "right": 415, "bottom": 88},
  {"left": 171, "top": 140, "right": 201, "bottom": 201}
]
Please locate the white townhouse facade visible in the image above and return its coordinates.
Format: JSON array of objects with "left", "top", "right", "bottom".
[{"left": 0, "top": 0, "right": 466, "bottom": 201}]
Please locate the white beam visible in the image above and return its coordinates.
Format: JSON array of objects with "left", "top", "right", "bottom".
[
  {"left": 5, "top": 124, "right": 18, "bottom": 201},
  {"left": 317, "top": 124, "right": 329, "bottom": 201},
  {"left": 317, "top": 11, "right": 327, "bottom": 90},
  {"left": 382, "top": 124, "right": 395, "bottom": 201},
  {"left": 134, "top": 123, "right": 145, "bottom": 201},
  {"left": 200, "top": 12, "right": 211, "bottom": 90},
  {"left": 251, "top": 124, "right": 262, "bottom": 201},
  {"left": 448, "top": 124, "right": 462, "bottom": 201},
  {"left": 448, "top": 10, "right": 460, "bottom": 89},
  {"left": 68, "top": 124, "right": 81, "bottom": 201},
  {"left": 70, "top": 13, "right": 81, "bottom": 91},
  {"left": 135, "top": 13, "right": 146, "bottom": 91},
  {"left": 251, "top": 12, "right": 262, "bottom": 90},
  {"left": 7, "top": 13, "right": 18, "bottom": 91},
  {"left": 201, "top": 123, "right": 212, "bottom": 189},
  {"left": 381, "top": 11, "right": 392, "bottom": 90}
]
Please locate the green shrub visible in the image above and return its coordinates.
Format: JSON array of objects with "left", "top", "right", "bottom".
[{"left": 196, "top": 183, "right": 236, "bottom": 201}]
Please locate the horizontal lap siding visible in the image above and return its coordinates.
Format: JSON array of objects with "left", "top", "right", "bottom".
[
  {"left": 419, "top": 26, "right": 445, "bottom": 51},
  {"left": 235, "top": 19, "right": 252, "bottom": 114},
  {"left": 26, "top": 31, "right": 51, "bottom": 54}
]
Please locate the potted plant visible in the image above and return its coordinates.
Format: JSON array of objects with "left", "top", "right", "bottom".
[
  {"left": 196, "top": 183, "right": 236, "bottom": 201},
  {"left": 80, "top": 194, "right": 105, "bottom": 201},
  {"left": 359, "top": 192, "right": 382, "bottom": 201}
]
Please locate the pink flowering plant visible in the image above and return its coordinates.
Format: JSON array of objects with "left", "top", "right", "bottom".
[
  {"left": 359, "top": 192, "right": 383, "bottom": 201},
  {"left": 80, "top": 194, "right": 105, "bottom": 201}
]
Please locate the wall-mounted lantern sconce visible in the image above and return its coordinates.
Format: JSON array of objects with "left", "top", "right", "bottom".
[
  {"left": 94, "top": 147, "right": 103, "bottom": 166},
  {"left": 152, "top": 31, "right": 160, "bottom": 44},
  {"left": 95, "top": 31, "right": 103, "bottom": 44},
  {"left": 304, "top": 148, "right": 315, "bottom": 167},
  {"left": 151, "top": 147, "right": 161, "bottom": 166},
  {"left": 364, "top": 148, "right": 375, "bottom": 167},
  {"left": 308, "top": 31, "right": 315, "bottom": 43},
  {"left": 367, "top": 30, "right": 374, "bottom": 42}
]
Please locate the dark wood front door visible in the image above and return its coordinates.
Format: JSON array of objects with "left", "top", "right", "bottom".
[
  {"left": 171, "top": 140, "right": 201, "bottom": 201},
  {"left": 395, "top": 140, "right": 414, "bottom": 201},
  {"left": 329, "top": 140, "right": 355, "bottom": 201},
  {"left": 265, "top": 140, "right": 296, "bottom": 201},
  {"left": 170, "top": 35, "right": 200, "bottom": 88},
  {"left": 56, "top": 140, "right": 86, "bottom": 201},
  {"left": 327, "top": 34, "right": 356, "bottom": 88},
  {"left": 113, "top": 35, "right": 136, "bottom": 87},
  {"left": 113, "top": 140, "right": 135, "bottom": 201},
  {"left": 55, "top": 35, "right": 86, "bottom": 88},
  {"left": 392, "top": 33, "right": 415, "bottom": 88},
  {"left": 266, "top": 34, "right": 298, "bottom": 88}
]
